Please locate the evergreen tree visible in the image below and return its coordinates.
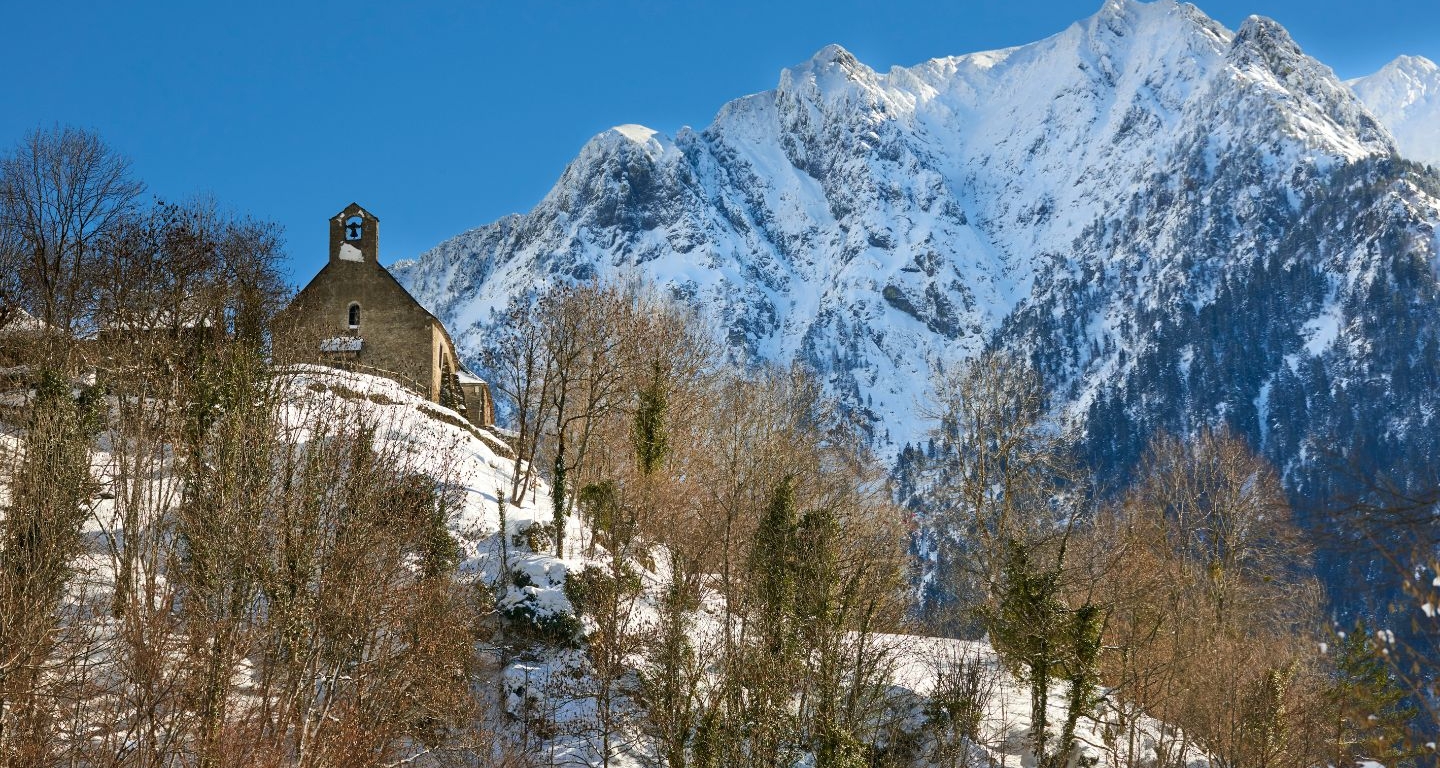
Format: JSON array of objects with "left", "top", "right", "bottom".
[
  {"left": 633, "top": 359, "right": 670, "bottom": 476},
  {"left": 989, "top": 539, "right": 1063, "bottom": 764},
  {"left": 750, "top": 475, "right": 800, "bottom": 660},
  {"left": 1327, "top": 623, "right": 1418, "bottom": 766}
]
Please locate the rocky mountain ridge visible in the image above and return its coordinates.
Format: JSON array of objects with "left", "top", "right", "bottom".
[{"left": 393, "top": 0, "right": 1440, "bottom": 522}]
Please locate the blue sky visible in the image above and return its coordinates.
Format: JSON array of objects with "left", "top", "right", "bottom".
[{"left": 3, "top": 0, "right": 1434, "bottom": 284}]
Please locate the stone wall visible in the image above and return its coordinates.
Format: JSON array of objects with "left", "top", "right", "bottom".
[
  {"left": 279, "top": 259, "right": 440, "bottom": 397},
  {"left": 277, "top": 203, "right": 494, "bottom": 427}
]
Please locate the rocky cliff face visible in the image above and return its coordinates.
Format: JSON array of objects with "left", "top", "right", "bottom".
[{"left": 393, "top": 0, "right": 1440, "bottom": 523}]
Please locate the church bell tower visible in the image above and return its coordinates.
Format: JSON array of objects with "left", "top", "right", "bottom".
[{"left": 329, "top": 203, "right": 380, "bottom": 265}]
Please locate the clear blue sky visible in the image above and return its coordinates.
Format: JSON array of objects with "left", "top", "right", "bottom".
[{"left": 3, "top": 0, "right": 1434, "bottom": 286}]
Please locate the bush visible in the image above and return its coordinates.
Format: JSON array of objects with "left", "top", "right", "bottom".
[
  {"left": 513, "top": 521, "right": 556, "bottom": 553},
  {"left": 501, "top": 602, "right": 582, "bottom": 647},
  {"left": 563, "top": 563, "right": 641, "bottom": 617}
]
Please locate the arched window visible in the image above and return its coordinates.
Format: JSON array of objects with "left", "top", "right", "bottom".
[{"left": 348, "top": 303, "right": 360, "bottom": 329}]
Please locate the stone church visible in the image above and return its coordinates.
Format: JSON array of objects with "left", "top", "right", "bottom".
[{"left": 278, "top": 203, "right": 494, "bottom": 427}]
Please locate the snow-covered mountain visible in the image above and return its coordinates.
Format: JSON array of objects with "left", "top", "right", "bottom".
[
  {"left": 393, "top": 0, "right": 1440, "bottom": 516},
  {"left": 1350, "top": 54, "right": 1440, "bottom": 168}
]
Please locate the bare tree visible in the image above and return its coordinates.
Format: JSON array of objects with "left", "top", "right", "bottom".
[
  {"left": 0, "top": 125, "right": 145, "bottom": 335},
  {"left": 0, "top": 216, "right": 24, "bottom": 332},
  {"left": 0, "top": 370, "right": 102, "bottom": 763},
  {"left": 922, "top": 351, "right": 1079, "bottom": 634},
  {"left": 920, "top": 352, "right": 1103, "bottom": 767},
  {"left": 536, "top": 283, "right": 629, "bottom": 558},
  {"left": 1076, "top": 429, "right": 1327, "bottom": 768},
  {"left": 486, "top": 294, "right": 556, "bottom": 506}
]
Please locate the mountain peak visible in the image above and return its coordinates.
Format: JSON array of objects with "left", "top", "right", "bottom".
[
  {"left": 1351, "top": 54, "right": 1440, "bottom": 167},
  {"left": 1089, "top": 0, "right": 1148, "bottom": 23},
  {"left": 611, "top": 123, "right": 660, "bottom": 146},
  {"left": 1078, "top": 0, "right": 1201, "bottom": 36},
  {"left": 775, "top": 43, "right": 882, "bottom": 111},
  {"left": 1367, "top": 54, "right": 1440, "bottom": 86},
  {"left": 783, "top": 43, "right": 873, "bottom": 86},
  {"left": 574, "top": 123, "right": 676, "bottom": 164},
  {"left": 1233, "top": 14, "right": 1295, "bottom": 51},
  {"left": 806, "top": 43, "right": 858, "bottom": 70},
  {"left": 1389, "top": 54, "right": 1439, "bottom": 75}
]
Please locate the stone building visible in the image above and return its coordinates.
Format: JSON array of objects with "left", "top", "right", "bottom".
[{"left": 278, "top": 203, "right": 493, "bottom": 427}]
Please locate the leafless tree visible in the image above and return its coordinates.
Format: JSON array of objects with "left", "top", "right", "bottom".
[
  {"left": 0, "top": 125, "right": 145, "bottom": 335},
  {"left": 1075, "top": 429, "right": 1327, "bottom": 768},
  {"left": 922, "top": 351, "right": 1080, "bottom": 635}
]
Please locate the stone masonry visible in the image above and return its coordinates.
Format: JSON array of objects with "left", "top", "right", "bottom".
[{"left": 277, "top": 203, "right": 494, "bottom": 427}]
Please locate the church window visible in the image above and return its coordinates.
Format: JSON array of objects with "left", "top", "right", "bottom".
[
  {"left": 348, "top": 303, "right": 360, "bottom": 329},
  {"left": 345, "top": 215, "right": 364, "bottom": 241}
]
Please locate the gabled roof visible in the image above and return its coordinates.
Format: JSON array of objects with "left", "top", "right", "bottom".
[{"left": 333, "top": 202, "right": 378, "bottom": 222}]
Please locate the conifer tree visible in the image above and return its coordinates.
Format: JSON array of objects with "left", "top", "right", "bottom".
[
  {"left": 1327, "top": 622, "right": 1418, "bottom": 766},
  {"left": 990, "top": 539, "right": 1063, "bottom": 762},
  {"left": 634, "top": 359, "right": 670, "bottom": 476},
  {"left": 750, "top": 475, "right": 800, "bottom": 659}
]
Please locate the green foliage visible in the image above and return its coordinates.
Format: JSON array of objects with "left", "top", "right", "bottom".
[
  {"left": 988, "top": 540, "right": 1063, "bottom": 761},
  {"left": 749, "top": 475, "right": 801, "bottom": 658},
  {"left": 579, "top": 480, "right": 633, "bottom": 551},
  {"left": 563, "top": 563, "right": 641, "bottom": 619},
  {"left": 812, "top": 723, "right": 867, "bottom": 768},
  {"left": 514, "top": 521, "right": 557, "bottom": 553},
  {"left": 1327, "top": 622, "right": 1419, "bottom": 765},
  {"left": 987, "top": 539, "right": 1103, "bottom": 768},
  {"left": 552, "top": 447, "right": 568, "bottom": 558},
  {"left": 795, "top": 507, "right": 841, "bottom": 636},
  {"left": 501, "top": 602, "right": 582, "bottom": 647},
  {"left": 633, "top": 361, "right": 670, "bottom": 476},
  {"left": 1057, "top": 603, "right": 1104, "bottom": 768},
  {"left": 391, "top": 474, "right": 462, "bottom": 580},
  {"left": 989, "top": 540, "right": 1061, "bottom": 672},
  {"left": 510, "top": 569, "right": 535, "bottom": 589}
]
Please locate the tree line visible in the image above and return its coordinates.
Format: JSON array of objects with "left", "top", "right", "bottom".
[{"left": 909, "top": 351, "right": 1430, "bottom": 768}]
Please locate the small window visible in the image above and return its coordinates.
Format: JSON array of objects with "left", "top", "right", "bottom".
[{"left": 347, "top": 303, "right": 360, "bottom": 329}]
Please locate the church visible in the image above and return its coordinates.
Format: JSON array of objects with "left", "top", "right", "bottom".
[{"left": 278, "top": 203, "right": 494, "bottom": 427}]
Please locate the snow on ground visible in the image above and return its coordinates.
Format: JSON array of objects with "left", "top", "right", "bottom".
[
  {"left": 257, "top": 369, "right": 1219, "bottom": 767},
  {"left": 4, "top": 366, "right": 1225, "bottom": 766},
  {"left": 277, "top": 365, "right": 593, "bottom": 623},
  {"left": 876, "top": 633, "right": 1213, "bottom": 768}
]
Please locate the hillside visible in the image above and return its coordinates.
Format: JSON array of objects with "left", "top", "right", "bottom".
[{"left": 274, "top": 370, "right": 1221, "bottom": 768}]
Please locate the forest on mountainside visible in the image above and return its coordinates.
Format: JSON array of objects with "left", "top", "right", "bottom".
[{"left": 0, "top": 125, "right": 1435, "bottom": 767}]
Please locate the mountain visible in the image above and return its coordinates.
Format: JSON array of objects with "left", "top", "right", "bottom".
[
  {"left": 392, "top": 0, "right": 1440, "bottom": 527},
  {"left": 1350, "top": 54, "right": 1440, "bottom": 168}
]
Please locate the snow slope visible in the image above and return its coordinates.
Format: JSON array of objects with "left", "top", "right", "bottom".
[
  {"left": 275, "top": 365, "right": 584, "bottom": 623},
  {"left": 395, "top": 0, "right": 1440, "bottom": 516},
  {"left": 1351, "top": 55, "right": 1440, "bottom": 168}
]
